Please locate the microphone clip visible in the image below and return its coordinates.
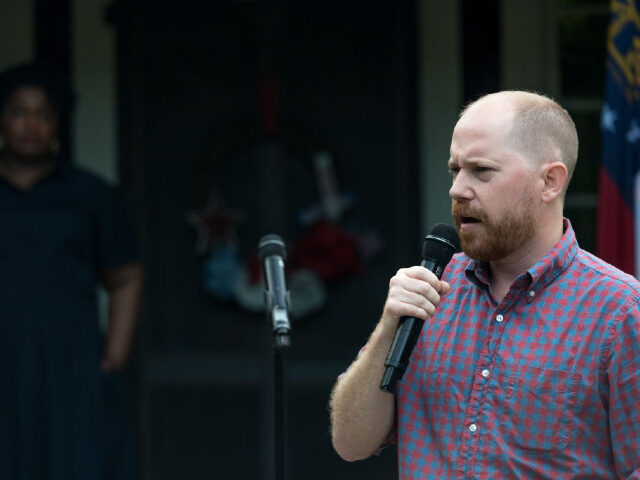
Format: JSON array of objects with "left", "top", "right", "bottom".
[{"left": 265, "top": 290, "right": 292, "bottom": 349}]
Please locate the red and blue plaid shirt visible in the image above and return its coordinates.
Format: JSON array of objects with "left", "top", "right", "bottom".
[{"left": 391, "top": 219, "right": 640, "bottom": 479}]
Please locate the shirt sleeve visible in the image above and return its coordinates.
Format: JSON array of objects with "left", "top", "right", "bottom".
[
  {"left": 608, "top": 297, "right": 640, "bottom": 478},
  {"left": 92, "top": 182, "right": 140, "bottom": 270}
]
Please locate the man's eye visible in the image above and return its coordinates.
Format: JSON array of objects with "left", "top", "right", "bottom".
[{"left": 448, "top": 167, "right": 459, "bottom": 176}]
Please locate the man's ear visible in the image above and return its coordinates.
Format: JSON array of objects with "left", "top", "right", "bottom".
[{"left": 540, "top": 161, "right": 568, "bottom": 203}]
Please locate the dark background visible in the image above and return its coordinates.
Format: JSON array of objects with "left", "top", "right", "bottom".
[{"left": 116, "top": 2, "right": 423, "bottom": 478}]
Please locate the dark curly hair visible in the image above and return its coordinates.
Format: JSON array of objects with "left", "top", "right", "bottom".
[{"left": 0, "top": 62, "right": 75, "bottom": 118}]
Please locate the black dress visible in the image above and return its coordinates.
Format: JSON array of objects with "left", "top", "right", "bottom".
[{"left": 0, "top": 162, "right": 139, "bottom": 479}]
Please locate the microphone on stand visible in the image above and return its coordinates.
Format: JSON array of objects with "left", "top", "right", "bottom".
[
  {"left": 380, "top": 223, "right": 460, "bottom": 393},
  {"left": 258, "top": 234, "right": 292, "bottom": 348},
  {"left": 258, "top": 234, "right": 292, "bottom": 480}
]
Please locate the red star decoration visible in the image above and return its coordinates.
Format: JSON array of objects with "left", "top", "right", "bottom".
[{"left": 185, "top": 196, "right": 245, "bottom": 255}]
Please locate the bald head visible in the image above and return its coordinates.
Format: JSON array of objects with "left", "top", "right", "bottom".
[{"left": 460, "top": 91, "right": 578, "bottom": 196}]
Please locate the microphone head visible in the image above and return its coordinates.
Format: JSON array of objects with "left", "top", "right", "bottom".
[
  {"left": 258, "top": 234, "right": 287, "bottom": 261},
  {"left": 421, "top": 223, "right": 461, "bottom": 265}
]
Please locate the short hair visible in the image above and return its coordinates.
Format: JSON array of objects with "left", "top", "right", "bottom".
[
  {"left": 0, "top": 62, "right": 75, "bottom": 118},
  {"left": 461, "top": 91, "right": 579, "bottom": 194}
]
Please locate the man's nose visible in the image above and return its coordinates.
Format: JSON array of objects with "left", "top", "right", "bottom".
[{"left": 449, "top": 171, "right": 473, "bottom": 200}]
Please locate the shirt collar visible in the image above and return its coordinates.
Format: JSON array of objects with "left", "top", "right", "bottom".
[{"left": 464, "top": 218, "right": 578, "bottom": 300}]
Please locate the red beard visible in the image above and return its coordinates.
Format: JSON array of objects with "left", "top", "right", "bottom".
[{"left": 451, "top": 200, "right": 536, "bottom": 262}]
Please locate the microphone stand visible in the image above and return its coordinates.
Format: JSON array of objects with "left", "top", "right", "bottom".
[{"left": 268, "top": 305, "right": 290, "bottom": 480}]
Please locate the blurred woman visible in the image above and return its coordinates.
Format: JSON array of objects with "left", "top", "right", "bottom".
[{"left": 0, "top": 62, "right": 143, "bottom": 480}]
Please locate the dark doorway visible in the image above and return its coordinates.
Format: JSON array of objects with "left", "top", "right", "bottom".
[{"left": 114, "top": 2, "right": 418, "bottom": 478}]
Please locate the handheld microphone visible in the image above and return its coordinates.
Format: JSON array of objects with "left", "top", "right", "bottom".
[
  {"left": 380, "top": 224, "right": 460, "bottom": 393},
  {"left": 258, "top": 234, "right": 292, "bottom": 348}
]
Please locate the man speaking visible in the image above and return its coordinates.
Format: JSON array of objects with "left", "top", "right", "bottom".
[{"left": 329, "top": 91, "right": 640, "bottom": 479}]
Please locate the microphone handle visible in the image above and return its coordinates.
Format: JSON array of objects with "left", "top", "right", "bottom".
[{"left": 379, "top": 258, "right": 440, "bottom": 394}]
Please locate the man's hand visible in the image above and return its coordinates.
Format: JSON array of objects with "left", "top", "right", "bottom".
[{"left": 381, "top": 265, "right": 450, "bottom": 329}]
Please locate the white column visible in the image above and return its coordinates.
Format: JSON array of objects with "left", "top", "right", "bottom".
[
  {"left": 500, "top": 0, "right": 558, "bottom": 94},
  {"left": 73, "top": 0, "right": 118, "bottom": 183},
  {"left": 0, "top": 0, "right": 34, "bottom": 70},
  {"left": 417, "top": 0, "right": 462, "bottom": 232}
]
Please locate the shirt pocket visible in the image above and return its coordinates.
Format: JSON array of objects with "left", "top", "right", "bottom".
[{"left": 499, "top": 364, "right": 580, "bottom": 453}]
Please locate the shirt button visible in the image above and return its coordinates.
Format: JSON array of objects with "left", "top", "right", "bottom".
[
  {"left": 481, "top": 369, "right": 490, "bottom": 378},
  {"left": 496, "top": 314, "right": 504, "bottom": 323},
  {"left": 469, "top": 423, "right": 477, "bottom": 432},
  {"left": 528, "top": 290, "right": 536, "bottom": 298}
]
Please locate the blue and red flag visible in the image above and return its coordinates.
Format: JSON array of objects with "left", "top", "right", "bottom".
[{"left": 597, "top": 0, "right": 640, "bottom": 278}]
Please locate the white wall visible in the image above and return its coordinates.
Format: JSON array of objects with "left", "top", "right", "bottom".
[
  {"left": 500, "top": 0, "right": 558, "bottom": 94},
  {"left": 0, "top": 0, "right": 33, "bottom": 72},
  {"left": 73, "top": 0, "right": 118, "bottom": 183},
  {"left": 417, "top": 0, "right": 462, "bottom": 232}
]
